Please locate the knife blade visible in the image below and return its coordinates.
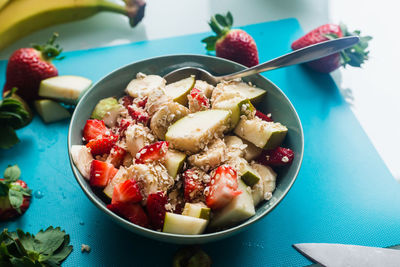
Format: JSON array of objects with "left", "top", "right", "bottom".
[{"left": 293, "top": 243, "right": 400, "bottom": 267}]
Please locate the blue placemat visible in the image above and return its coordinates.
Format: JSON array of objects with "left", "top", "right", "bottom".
[{"left": 1, "top": 18, "right": 399, "bottom": 267}]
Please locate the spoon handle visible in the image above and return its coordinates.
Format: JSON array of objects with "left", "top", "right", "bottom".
[{"left": 216, "top": 36, "right": 360, "bottom": 81}]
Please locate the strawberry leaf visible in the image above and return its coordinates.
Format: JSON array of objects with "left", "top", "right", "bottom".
[
  {"left": 0, "top": 125, "right": 19, "bottom": 149},
  {"left": 34, "top": 227, "right": 66, "bottom": 255},
  {"left": 215, "top": 14, "right": 228, "bottom": 27},
  {"left": 4, "top": 165, "right": 21, "bottom": 182},
  {"left": 0, "top": 183, "right": 8, "bottom": 196},
  {"left": 226, "top": 11, "right": 233, "bottom": 27},
  {"left": 8, "top": 189, "right": 23, "bottom": 213}
]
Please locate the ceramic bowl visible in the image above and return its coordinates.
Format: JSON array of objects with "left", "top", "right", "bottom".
[{"left": 68, "top": 54, "right": 304, "bottom": 244}]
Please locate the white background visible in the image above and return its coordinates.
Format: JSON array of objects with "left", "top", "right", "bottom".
[{"left": 1, "top": 0, "right": 398, "bottom": 180}]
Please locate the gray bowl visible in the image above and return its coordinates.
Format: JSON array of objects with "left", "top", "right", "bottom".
[{"left": 68, "top": 54, "right": 304, "bottom": 244}]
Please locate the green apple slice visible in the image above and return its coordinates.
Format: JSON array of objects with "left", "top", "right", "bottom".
[
  {"left": 34, "top": 99, "right": 71, "bottom": 123},
  {"left": 38, "top": 75, "right": 92, "bottom": 104},
  {"left": 182, "top": 203, "right": 210, "bottom": 220},
  {"left": 91, "top": 97, "right": 121, "bottom": 127},
  {"left": 239, "top": 163, "right": 261, "bottom": 187},
  {"left": 217, "top": 81, "right": 266, "bottom": 103},
  {"left": 163, "top": 212, "right": 208, "bottom": 235},
  {"left": 238, "top": 99, "right": 255, "bottom": 119},
  {"left": 209, "top": 179, "right": 255, "bottom": 229},
  {"left": 165, "top": 150, "right": 186, "bottom": 179},
  {"left": 212, "top": 94, "right": 244, "bottom": 130},
  {"left": 165, "top": 76, "right": 195, "bottom": 106},
  {"left": 126, "top": 74, "right": 166, "bottom": 98},
  {"left": 234, "top": 117, "right": 288, "bottom": 149},
  {"left": 165, "top": 109, "right": 230, "bottom": 153}
]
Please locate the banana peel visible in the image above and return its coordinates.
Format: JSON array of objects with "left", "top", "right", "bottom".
[{"left": 0, "top": 0, "right": 146, "bottom": 51}]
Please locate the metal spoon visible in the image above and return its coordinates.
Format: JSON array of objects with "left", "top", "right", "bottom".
[{"left": 163, "top": 36, "right": 359, "bottom": 85}]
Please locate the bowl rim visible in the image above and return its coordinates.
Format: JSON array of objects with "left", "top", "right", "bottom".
[{"left": 68, "top": 54, "right": 304, "bottom": 242}]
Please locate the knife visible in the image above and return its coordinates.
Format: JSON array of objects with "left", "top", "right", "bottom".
[{"left": 293, "top": 243, "right": 400, "bottom": 267}]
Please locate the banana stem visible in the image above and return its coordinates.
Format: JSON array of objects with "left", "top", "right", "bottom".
[{"left": 99, "top": 0, "right": 146, "bottom": 27}]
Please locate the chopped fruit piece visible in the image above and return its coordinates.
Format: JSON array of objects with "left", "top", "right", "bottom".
[
  {"left": 38, "top": 75, "right": 92, "bottom": 104},
  {"left": 165, "top": 109, "right": 230, "bottom": 153},
  {"left": 118, "top": 119, "right": 132, "bottom": 136},
  {"left": 121, "top": 95, "right": 133, "bottom": 108},
  {"left": 150, "top": 102, "right": 189, "bottom": 140},
  {"left": 146, "top": 192, "right": 167, "bottom": 230},
  {"left": 206, "top": 165, "right": 241, "bottom": 210},
  {"left": 188, "top": 88, "right": 210, "bottom": 112},
  {"left": 70, "top": 145, "right": 93, "bottom": 180},
  {"left": 103, "top": 167, "right": 128, "bottom": 199},
  {"left": 234, "top": 117, "right": 287, "bottom": 149},
  {"left": 107, "top": 203, "right": 149, "bottom": 227},
  {"left": 182, "top": 202, "right": 210, "bottom": 220},
  {"left": 163, "top": 212, "right": 208, "bottom": 235},
  {"left": 255, "top": 110, "right": 272, "bottom": 122},
  {"left": 91, "top": 97, "right": 120, "bottom": 121},
  {"left": 111, "top": 179, "right": 142, "bottom": 204},
  {"left": 165, "top": 150, "right": 186, "bottom": 179},
  {"left": 242, "top": 138, "right": 263, "bottom": 161},
  {"left": 209, "top": 179, "right": 255, "bottom": 229},
  {"left": 126, "top": 74, "right": 166, "bottom": 98},
  {"left": 238, "top": 162, "right": 261, "bottom": 187},
  {"left": 212, "top": 81, "right": 266, "bottom": 104},
  {"left": 128, "top": 105, "right": 150, "bottom": 125},
  {"left": 0, "top": 165, "right": 31, "bottom": 221},
  {"left": 86, "top": 134, "right": 118, "bottom": 155},
  {"left": 135, "top": 97, "right": 147, "bottom": 108},
  {"left": 183, "top": 169, "right": 205, "bottom": 202},
  {"left": 107, "top": 145, "right": 126, "bottom": 168},
  {"left": 212, "top": 91, "right": 244, "bottom": 130},
  {"left": 165, "top": 76, "right": 196, "bottom": 106},
  {"left": 90, "top": 160, "right": 118, "bottom": 187},
  {"left": 135, "top": 141, "right": 169, "bottom": 164},
  {"left": 251, "top": 163, "right": 277, "bottom": 205},
  {"left": 34, "top": 99, "right": 71, "bottom": 123},
  {"left": 239, "top": 99, "right": 255, "bottom": 119},
  {"left": 257, "top": 147, "right": 294, "bottom": 167},
  {"left": 83, "top": 119, "right": 108, "bottom": 142}
]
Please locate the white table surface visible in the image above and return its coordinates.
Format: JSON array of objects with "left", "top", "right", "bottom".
[{"left": 1, "top": 0, "right": 398, "bottom": 181}]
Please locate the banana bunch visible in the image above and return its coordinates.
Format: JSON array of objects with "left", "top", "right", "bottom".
[{"left": 0, "top": 0, "right": 146, "bottom": 51}]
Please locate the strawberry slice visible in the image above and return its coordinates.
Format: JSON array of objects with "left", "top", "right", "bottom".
[
  {"left": 107, "top": 145, "right": 126, "bottom": 168},
  {"left": 206, "top": 165, "right": 241, "bottom": 210},
  {"left": 112, "top": 179, "right": 142, "bottom": 204},
  {"left": 135, "top": 97, "right": 148, "bottom": 108},
  {"left": 86, "top": 134, "right": 119, "bottom": 155},
  {"left": 135, "top": 141, "right": 169, "bottom": 164},
  {"left": 107, "top": 202, "right": 149, "bottom": 227},
  {"left": 90, "top": 160, "right": 118, "bottom": 187},
  {"left": 257, "top": 147, "right": 294, "bottom": 167},
  {"left": 118, "top": 119, "right": 132, "bottom": 136},
  {"left": 255, "top": 110, "right": 273, "bottom": 122},
  {"left": 128, "top": 105, "right": 150, "bottom": 125},
  {"left": 189, "top": 88, "right": 210, "bottom": 112},
  {"left": 183, "top": 169, "right": 205, "bottom": 202},
  {"left": 121, "top": 95, "right": 133, "bottom": 108},
  {"left": 146, "top": 192, "right": 167, "bottom": 230},
  {"left": 83, "top": 119, "right": 109, "bottom": 141}
]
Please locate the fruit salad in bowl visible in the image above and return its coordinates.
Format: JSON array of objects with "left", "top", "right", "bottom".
[{"left": 68, "top": 55, "right": 303, "bottom": 244}]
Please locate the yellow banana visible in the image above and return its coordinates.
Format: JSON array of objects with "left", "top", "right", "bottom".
[
  {"left": 0, "top": 0, "right": 11, "bottom": 10},
  {"left": 0, "top": 0, "right": 146, "bottom": 51}
]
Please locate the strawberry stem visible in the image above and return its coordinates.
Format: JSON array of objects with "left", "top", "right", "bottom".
[
  {"left": 32, "top": 33, "right": 63, "bottom": 61},
  {"left": 202, "top": 12, "right": 234, "bottom": 52}
]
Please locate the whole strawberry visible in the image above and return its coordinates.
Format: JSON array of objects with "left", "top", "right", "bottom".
[
  {"left": 202, "top": 12, "right": 259, "bottom": 67},
  {"left": 0, "top": 165, "right": 31, "bottom": 221},
  {"left": 291, "top": 23, "right": 372, "bottom": 73},
  {"left": 3, "top": 33, "right": 63, "bottom": 103}
]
